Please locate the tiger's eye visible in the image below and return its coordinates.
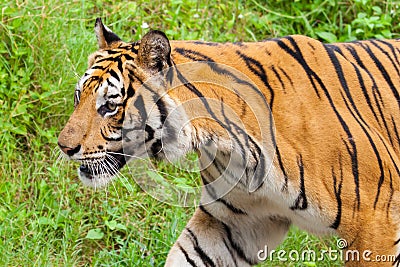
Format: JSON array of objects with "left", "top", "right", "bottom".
[{"left": 106, "top": 101, "right": 117, "bottom": 111}]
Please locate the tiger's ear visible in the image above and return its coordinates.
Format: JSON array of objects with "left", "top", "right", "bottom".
[
  {"left": 94, "top": 18, "right": 121, "bottom": 49},
  {"left": 137, "top": 30, "right": 172, "bottom": 74}
]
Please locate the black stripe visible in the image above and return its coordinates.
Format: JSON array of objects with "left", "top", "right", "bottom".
[
  {"left": 129, "top": 42, "right": 139, "bottom": 54},
  {"left": 222, "top": 238, "right": 238, "bottom": 267},
  {"left": 96, "top": 56, "right": 120, "bottom": 64},
  {"left": 290, "top": 155, "right": 308, "bottom": 210},
  {"left": 332, "top": 59, "right": 385, "bottom": 209},
  {"left": 101, "top": 128, "right": 122, "bottom": 141},
  {"left": 330, "top": 157, "right": 344, "bottom": 229},
  {"left": 324, "top": 45, "right": 361, "bottom": 210},
  {"left": 202, "top": 162, "right": 246, "bottom": 213},
  {"left": 173, "top": 59, "right": 270, "bottom": 139},
  {"left": 344, "top": 45, "right": 381, "bottom": 125},
  {"left": 189, "top": 41, "right": 220, "bottom": 46},
  {"left": 155, "top": 97, "right": 168, "bottom": 125},
  {"left": 386, "top": 169, "right": 394, "bottom": 218},
  {"left": 177, "top": 243, "right": 197, "bottom": 267},
  {"left": 376, "top": 134, "right": 400, "bottom": 177},
  {"left": 109, "top": 125, "right": 122, "bottom": 131},
  {"left": 344, "top": 62, "right": 372, "bottom": 130},
  {"left": 326, "top": 43, "right": 345, "bottom": 57},
  {"left": 247, "top": 136, "right": 266, "bottom": 191},
  {"left": 217, "top": 99, "right": 248, "bottom": 186},
  {"left": 126, "top": 83, "right": 135, "bottom": 98},
  {"left": 174, "top": 47, "right": 216, "bottom": 62},
  {"left": 278, "top": 66, "right": 294, "bottom": 90},
  {"left": 91, "top": 65, "right": 107, "bottom": 70},
  {"left": 186, "top": 227, "right": 216, "bottom": 267},
  {"left": 175, "top": 66, "right": 254, "bottom": 171},
  {"left": 117, "top": 57, "right": 123, "bottom": 75},
  {"left": 203, "top": 183, "right": 247, "bottom": 215},
  {"left": 133, "top": 95, "right": 148, "bottom": 123},
  {"left": 308, "top": 41, "right": 316, "bottom": 51},
  {"left": 370, "top": 40, "right": 400, "bottom": 76},
  {"left": 107, "top": 94, "right": 120, "bottom": 99},
  {"left": 235, "top": 51, "right": 276, "bottom": 190},
  {"left": 358, "top": 43, "right": 398, "bottom": 147},
  {"left": 104, "top": 50, "right": 121, "bottom": 55},
  {"left": 371, "top": 82, "right": 391, "bottom": 134},
  {"left": 150, "top": 139, "right": 162, "bottom": 156},
  {"left": 106, "top": 78, "right": 117, "bottom": 89},
  {"left": 174, "top": 67, "right": 214, "bottom": 115},
  {"left": 394, "top": 254, "right": 400, "bottom": 267},
  {"left": 123, "top": 53, "right": 136, "bottom": 61},
  {"left": 273, "top": 37, "right": 321, "bottom": 98},
  {"left": 201, "top": 146, "right": 245, "bottom": 188},
  {"left": 174, "top": 50, "right": 267, "bottom": 104},
  {"left": 109, "top": 68, "right": 120, "bottom": 82},
  {"left": 236, "top": 51, "right": 274, "bottom": 108},
  {"left": 83, "top": 76, "right": 100, "bottom": 89},
  {"left": 392, "top": 116, "right": 400, "bottom": 146},
  {"left": 233, "top": 41, "right": 244, "bottom": 47},
  {"left": 278, "top": 145, "right": 289, "bottom": 191},
  {"left": 144, "top": 124, "right": 155, "bottom": 142},
  {"left": 375, "top": 39, "right": 400, "bottom": 70},
  {"left": 198, "top": 205, "right": 255, "bottom": 265},
  {"left": 372, "top": 83, "right": 395, "bottom": 146},
  {"left": 201, "top": 149, "right": 224, "bottom": 181},
  {"left": 270, "top": 65, "right": 286, "bottom": 93},
  {"left": 361, "top": 42, "right": 400, "bottom": 109},
  {"left": 220, "top": 219, "right": 256, "bottom": 265}
]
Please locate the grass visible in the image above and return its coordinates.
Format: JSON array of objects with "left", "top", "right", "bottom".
[{"left": 0, "top": 0, "right": 399, "bottom": 266}]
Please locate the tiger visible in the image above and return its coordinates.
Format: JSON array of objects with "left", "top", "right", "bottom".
[{"left": 58, "top": 18, "right": 400, "bottom": 266}]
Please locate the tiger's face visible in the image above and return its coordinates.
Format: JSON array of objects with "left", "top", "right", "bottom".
[{"left": 58, "top": 19, "right": 191, "bottom": 188}]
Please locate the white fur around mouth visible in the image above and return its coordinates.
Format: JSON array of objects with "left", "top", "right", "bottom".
[
  {"left": 78, "top": 164, "right": 115, "bottom": 188},
  {"left": 76, "top": 153, "right": 127, "bottom": 189}
]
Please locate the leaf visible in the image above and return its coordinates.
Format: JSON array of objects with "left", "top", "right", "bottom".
[
  {"left": 105, "top": 220, "right": 117, "bottom": 230},
  {"left": 381, "top": 29, "right": 392, "bottom": 38},
  {"left": 115, "top": 223, "right": 127, "bottom": 231},
  {"left": 38, "top": 217, "right": 53, "bottom": 225},
  {"left": 315, "top": 31, "right": 337, "bottom": 43},
  {"left": 372, "top": 6, "right": 382, "bottom": 15},
  {"left": 11, "top": 125, "right": 27, "bottom": 135},
  {"left": 86, "top": 228, "right": 104, "bottom": 240},
  {"left": 146, "top": 170, "right": 169, "bottom": 187}
]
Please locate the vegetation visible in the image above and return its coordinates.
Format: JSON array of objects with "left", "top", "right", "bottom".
[{"left": 0, "top": 0, "right": 398, "bottom": 266}]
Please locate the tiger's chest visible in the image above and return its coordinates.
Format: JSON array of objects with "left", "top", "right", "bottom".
[{"left": 197, "top": 143, "right": 336, "bottom": 236}]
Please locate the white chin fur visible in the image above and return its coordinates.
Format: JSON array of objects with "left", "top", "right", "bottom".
[{"left": 78, "top": 168, "right": 113, "bottom": 189}]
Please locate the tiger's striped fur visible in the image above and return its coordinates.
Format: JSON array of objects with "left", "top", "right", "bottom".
[{"left": 58, "top": 18, "right": 400, "bottom": 266}]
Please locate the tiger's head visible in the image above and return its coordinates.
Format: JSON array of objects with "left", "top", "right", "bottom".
[{"left": 58, "top": 18, "right": 192, "bottom": 188}]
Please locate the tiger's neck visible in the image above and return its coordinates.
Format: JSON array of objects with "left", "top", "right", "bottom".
[{"left": 160, "top": 54, "right": 276, "bottom": 192}]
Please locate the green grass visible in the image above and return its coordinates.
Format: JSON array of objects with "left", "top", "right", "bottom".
[{"left": 0, "top": 0, "right": 399, "bottom": 266}]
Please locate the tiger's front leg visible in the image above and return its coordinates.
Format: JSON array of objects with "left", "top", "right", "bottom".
[{"left": 165, "top": 205, "right": 290, "bottom": 267}]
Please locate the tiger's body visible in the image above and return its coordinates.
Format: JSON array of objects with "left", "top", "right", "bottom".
[{"left": 58, "top": 18, "right": 400, "bottom": 266}]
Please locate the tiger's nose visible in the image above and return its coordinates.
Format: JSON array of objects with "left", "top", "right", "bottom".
[{"left": 58, "top": 143, "right": 81, "bottom": 157}]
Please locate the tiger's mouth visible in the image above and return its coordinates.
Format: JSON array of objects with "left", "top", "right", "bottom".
[{"left": 77, "top": 152, "right": 127, "bottom": 188}]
